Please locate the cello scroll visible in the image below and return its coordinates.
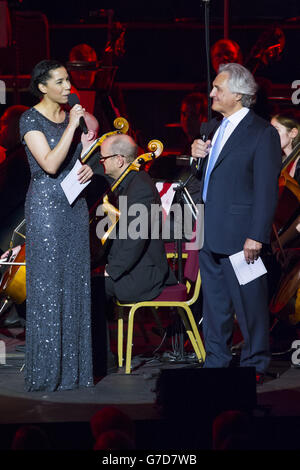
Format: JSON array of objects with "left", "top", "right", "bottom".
[
  {"left": 81, "top": 116, "right": 129, "bottom": 163},
  {"left": 99, "top": 139, "right": 164, "bottom": 245}
]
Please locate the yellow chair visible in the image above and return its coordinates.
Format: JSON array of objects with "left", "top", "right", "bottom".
[{"left": 115, "top": 252, "right": 206, "bottom": 374}]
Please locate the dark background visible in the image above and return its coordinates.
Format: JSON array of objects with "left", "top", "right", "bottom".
[
  {"left": 2, "top": 1, "right": 300, "bottom": 148},
  {"left": 11, "top": 0, "right": 300, "bottom": 82}
]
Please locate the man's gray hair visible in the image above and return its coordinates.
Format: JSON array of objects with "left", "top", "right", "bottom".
[{"left": 219, "top": 63, "right": 258, "bottom": 108}]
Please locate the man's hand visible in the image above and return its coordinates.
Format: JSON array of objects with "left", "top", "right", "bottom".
[
  {"left": 0, "top": 245, "right": 21, "bottom": 261},
  {"left": 243, "top": 238, "right": 262, "bottom": 264},
  {"left": 191, "top": 138, "right": 211, "bottom": 160}
]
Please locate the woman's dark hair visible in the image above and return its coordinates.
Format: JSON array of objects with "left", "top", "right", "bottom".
[
  {"left": 29, "top": 59, "right": 64, "bottom": 98},
  {"left": 272, "top": 114, "right": 300, "bottom": 149}
]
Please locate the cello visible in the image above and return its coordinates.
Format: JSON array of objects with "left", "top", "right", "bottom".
[
  {"left": 0, "top": 244, "right": 26, "bottom": 304},
  {"left": 272, "top": 141, "right": 300, "bottom": 239},
  {"left": 269, "top": 145, "right": 300, "bottom": 330},
  {"left": 81, "top": 116, "right": 129, "bottom": 163},
  {"left": 89, "top": 139, "right": 164, "bottom": 259}
]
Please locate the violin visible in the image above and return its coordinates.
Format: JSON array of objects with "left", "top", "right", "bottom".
[{"left": 90, "top": 139, "right": 164, "bottom": 251}]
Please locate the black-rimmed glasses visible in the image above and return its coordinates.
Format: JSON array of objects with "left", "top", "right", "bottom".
[{"left": 99, "top": 153, "right": 120, "bottom": 160}]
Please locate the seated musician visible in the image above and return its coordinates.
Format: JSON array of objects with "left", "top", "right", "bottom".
[
  {"left": 0, "top": 105, "right": 31, "bottom": 223},
  {"left": 271, "top": 114, "right": 300, "bottom": 183},
  {"left": 266, "top": 114, "right": 300, "bottom": 311},
  {"left": 100, "top": 133, "right": 176, "bottom": 301},
  {"left": 91, "top": 133, "right": 176, "bottom": 377},
  {"left": 211, "top": 39, "right": 243, "bottom": 74},
  {"left": 270, "top": 113, "right": 300, "bottom": 255},
  {"left": 180, "top": 92, "right": 208, "bottom": 153}
]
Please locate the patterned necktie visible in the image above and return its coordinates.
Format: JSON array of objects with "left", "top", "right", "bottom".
[{"left": 202, "top": 117, "right": 229, "bottom": 203}]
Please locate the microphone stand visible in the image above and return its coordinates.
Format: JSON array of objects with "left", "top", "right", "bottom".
[
  {"left": 170, "top": 0, "right": 211, "bottom": 361},
  {"left": 202, "top": 0, "right": 212, "bottom": 122},
  {"left": 169, "top": 175, "right": 200, "bottom": 362},
  {"left": 173, "top": 0, "right": 212, "bottom": 280}
]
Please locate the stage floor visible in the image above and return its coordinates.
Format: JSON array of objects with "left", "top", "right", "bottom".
[
  {"left": 1, "top": 351, "right": 300, "bottom": 421},
  {"left": 1, "top": 324, "right": 300, "bottom": 450}
]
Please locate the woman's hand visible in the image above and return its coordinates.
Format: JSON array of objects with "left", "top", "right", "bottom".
[
  {"left": 69, "top": 104, "right": 86, "bottom": 130},
  {"left": 77, "top": 164, "right": 93, "bottom": 184}
]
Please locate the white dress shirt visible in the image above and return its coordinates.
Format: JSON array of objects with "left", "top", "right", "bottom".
[{"left": 205, "top": 107, "right": 250, "bottom": 172}]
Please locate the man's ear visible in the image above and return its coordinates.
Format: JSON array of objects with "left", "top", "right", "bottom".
[
  {"left": 117, "top": 155, "right": 126, "bottom": 168},
  {"left": 87, "top": 130, "right": 95, "bottom": 141}
]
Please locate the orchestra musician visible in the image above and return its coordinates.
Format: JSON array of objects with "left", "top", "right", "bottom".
[
  {"left": 271, "top": 114, "right": 300, "bottom": 183},
  {"left": 91, "top": 133, "right": 176, "bottom": 376}
]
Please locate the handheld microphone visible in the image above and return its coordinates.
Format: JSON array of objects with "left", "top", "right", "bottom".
[
  {"left": 196, "top": 121, "right": 209, "bottom": 171},
  {"left": 68, "top": 93, "right": 88, "bottom": 134}
]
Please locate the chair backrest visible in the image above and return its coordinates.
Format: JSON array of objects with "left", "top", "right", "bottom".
[{"left": 165, "top": 241, "right": 201, "bottom": 305}]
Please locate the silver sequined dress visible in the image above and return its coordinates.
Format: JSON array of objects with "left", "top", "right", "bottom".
[{"left": 20, "top": 107, "right": 93, "bottom": 391}]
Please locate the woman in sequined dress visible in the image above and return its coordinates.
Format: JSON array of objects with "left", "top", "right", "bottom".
[{"left": 19, "top": 60, "right": 94, "bottom": 391}]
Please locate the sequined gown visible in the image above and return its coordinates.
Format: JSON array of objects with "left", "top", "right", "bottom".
[{"left": 19, "top": 108, "right": 93, "bottom": 391}]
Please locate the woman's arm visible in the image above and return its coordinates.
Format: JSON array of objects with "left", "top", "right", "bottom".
[{"left": 24, "top": 105, "right": 85, "bottom": 175}]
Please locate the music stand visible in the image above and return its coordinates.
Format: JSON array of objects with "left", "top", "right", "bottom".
[{"left": 156, "top": 180, "right": 201, "bottom": 362}]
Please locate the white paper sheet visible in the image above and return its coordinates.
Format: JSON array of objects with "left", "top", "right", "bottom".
[
  {"left": 156, "top": 182, "right": 178, "bottom": 220},
  {"left": 60, "top": 159, "right": 90, "bottom": 205},
  {"left": 229, "top": 250, "right": 267, "bottom": 285}
]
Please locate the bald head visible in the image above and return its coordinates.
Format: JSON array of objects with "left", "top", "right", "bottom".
[
  {"left": 103, "top": 134, "right": 138, "bottom": 163},
  {"left": 100, "top": 134, "right": 138, "bottom": 179}
]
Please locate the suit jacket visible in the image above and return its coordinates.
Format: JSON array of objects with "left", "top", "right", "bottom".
[
  {"left": 199, "top": 110, "right": 282, "bottom": 255},
  {"left": 106, "top": 170, "right": 176, "bottom": 302}
]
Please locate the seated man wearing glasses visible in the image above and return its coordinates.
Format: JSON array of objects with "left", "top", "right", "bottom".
[
  {"left": 99, "top": 133, "right": 175, "bottom": 302},
  {"left": 92, "top": 133, "right": 176, "bottom": 377}
]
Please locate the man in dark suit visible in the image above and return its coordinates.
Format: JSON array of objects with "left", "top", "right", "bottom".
[
  {"left": 191, "top": 63, "right": 281, "bottom": 380},
  {"left": 91, "top": 133, "right": 176, "bottom": 378},
  {"left": 99, "top": 133, "right": 175, "bottom": 302}
]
